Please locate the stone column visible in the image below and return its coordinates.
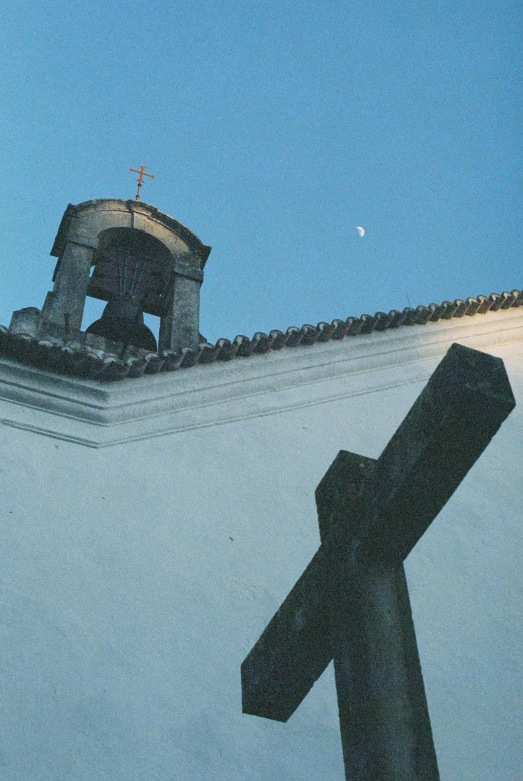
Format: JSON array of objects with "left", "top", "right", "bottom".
[
  {"left": 330, "top": 559, "right": 439, "bottom": 781},
  {"left": 42, "top": 241, "right": 95, "bottom": 331},
  {"left": 158, "top": 262, "right": 203, "bottom": 353}
]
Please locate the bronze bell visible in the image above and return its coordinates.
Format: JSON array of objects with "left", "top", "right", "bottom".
[{"left": 86, "top": 296, "right": 158, "bottom": 352}]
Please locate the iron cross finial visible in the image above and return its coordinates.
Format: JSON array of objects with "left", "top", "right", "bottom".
[{"left": 130, "top": 165, "right": 155, "bottom": 201}]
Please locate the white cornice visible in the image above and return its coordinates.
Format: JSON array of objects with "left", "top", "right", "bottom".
[{"left": 0, "top": 308, "right": 522, "bottom": 447}]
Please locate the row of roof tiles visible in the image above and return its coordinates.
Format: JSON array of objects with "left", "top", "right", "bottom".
[{"left": 0, "top": 290, "right": 521, "bottom": 382}]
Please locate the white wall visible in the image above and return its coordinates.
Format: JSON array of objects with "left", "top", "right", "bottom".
[{"left": 0, "top": 308, "right": 521, "bottom": 780}]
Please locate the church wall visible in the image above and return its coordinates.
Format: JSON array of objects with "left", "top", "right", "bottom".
[{"left": 0, "top": 310, "right": 521, "bottom": 780}]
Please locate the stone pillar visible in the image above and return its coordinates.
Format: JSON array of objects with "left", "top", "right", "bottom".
[
  {"left": 158, "top": 263, "right": 203, "bottom": 353},
  {"left": 42, "top": 242, "right": 95, "bottom": 331},
  {"left": 9, "top": 307, "right": 42, "bottom": 338},
  {"left": 330, "top": 560, "right": 439, "bottom": 781}
]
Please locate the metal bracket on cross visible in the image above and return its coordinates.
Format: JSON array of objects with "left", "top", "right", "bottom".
[{"left": 241, "top": 343, "right": 516, "bottom": 781}]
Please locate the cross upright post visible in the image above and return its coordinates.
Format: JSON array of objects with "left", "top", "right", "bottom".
[{"left": 241, "top": 343, "right": 516, "bottom": 780}]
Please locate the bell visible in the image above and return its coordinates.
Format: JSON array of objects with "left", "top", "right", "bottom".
[{"left": 86, "top": 296, "right": 158, "bottom": 352}]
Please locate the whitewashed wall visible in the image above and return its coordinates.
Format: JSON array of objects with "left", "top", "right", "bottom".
[{"left": 0, "top": 307, "right": 521, "bottom": 781}]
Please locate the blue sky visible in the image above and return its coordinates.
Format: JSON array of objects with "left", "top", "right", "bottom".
[{"left": 1, "top": 0, "right": 521, "bottom": 344}]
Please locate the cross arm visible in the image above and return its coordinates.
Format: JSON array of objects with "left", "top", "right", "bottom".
[
  {"left": 241, "top": 453, "right": 373, "bottom": 722},
  {"left": 363, "top": 343, "right": 516, "bottom": 563},
  {"left": 241, "top": 543, "right": 332, "bottom": 722}
]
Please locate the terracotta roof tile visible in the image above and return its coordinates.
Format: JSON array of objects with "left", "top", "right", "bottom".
[{"left": 0, "top": 290, "right": 521, "bottom": 382}]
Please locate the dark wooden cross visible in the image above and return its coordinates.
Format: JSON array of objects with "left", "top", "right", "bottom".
[
  {"left": 130, "top": 164, "right": 154, "bottom": 201},
  {"left": 241, "top": 343, "right": 515, "bottom": 781}
]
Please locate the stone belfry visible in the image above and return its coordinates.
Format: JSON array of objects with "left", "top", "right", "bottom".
[{"left": 10, "top": 198, "right": 211, "bottom": 355}]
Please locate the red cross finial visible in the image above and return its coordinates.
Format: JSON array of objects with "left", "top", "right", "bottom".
[{"left": 130, "top": 165, "right": 155, "bottom": 201}]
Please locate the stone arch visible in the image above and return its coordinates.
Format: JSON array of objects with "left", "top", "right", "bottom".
[{"left": 42, "top": 199, "right": 211, "bottom": 352}]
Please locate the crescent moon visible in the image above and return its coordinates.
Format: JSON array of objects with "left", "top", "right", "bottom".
[{"left": 356, "top": 226, "right": 365, "bottom": 237}]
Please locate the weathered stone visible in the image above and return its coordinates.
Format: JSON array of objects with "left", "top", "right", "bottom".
[
  {"left": 43, "top": 241, "right": 94, "bottom": 330},
  {"left": 9, "top": 307, "right": 43, "bottom": 338},
  {"left": 241, "top": 544, "right": 332, "bottom": 722},
  {"left": 41, "top": 199, "right": 211, "bottom": 353},
  {"left": 241, "top": 343, "right": 516, "bottom": 781},
  {"left": 363, "top": 343, "right": 517, "bottom": 564}
]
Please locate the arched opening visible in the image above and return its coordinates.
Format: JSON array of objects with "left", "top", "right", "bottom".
[
  {"left": 87, "top": 228, "right": 174, "bottom": 317},
  {"left": 84, "top": 228, "right": 174, "bottom": 351}
]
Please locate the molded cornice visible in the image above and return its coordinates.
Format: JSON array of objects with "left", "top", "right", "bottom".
[{"left": 0, "top": 308, "right": 521, "bottom": 447}]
